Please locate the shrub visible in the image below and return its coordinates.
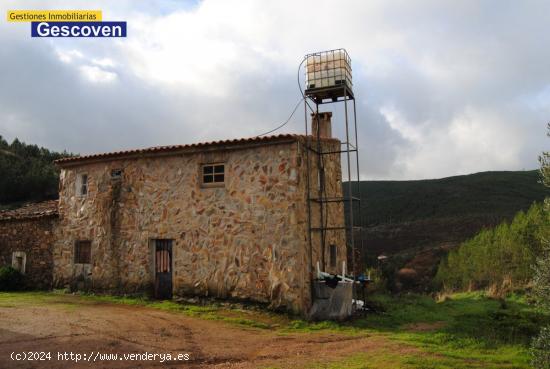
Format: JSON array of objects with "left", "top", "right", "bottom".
[
  {"left": 0, "top": 266, "right": 23, "bottom": 291},
  {"left": 435, "top": 202, "right": 549, "bottom": 292},
  {"left": 364, "top": 267, "right": 388, "bottom": 293},
  {"left": 531, "top": 123, "right": 550, "bottom": 369},
  {"left": 533, "top": 235, "right": 550, "bottom": 310},
  {"left": 531, "top": 203, "right": 550, "bottom": 369},
  {"left": 532, "top": 326, "right": 550, "bottom": 369}
]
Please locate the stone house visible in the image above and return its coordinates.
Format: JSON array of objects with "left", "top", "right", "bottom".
[
  {"left": 0, "top": 115, "right": 347, "bottom": 315},
  {"left": 0, "top": 200, "right": 58, "bottom": 289}
]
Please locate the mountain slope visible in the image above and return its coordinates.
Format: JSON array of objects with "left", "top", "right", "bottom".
[
  {"left": 343, "top": 170, "right": 548, "bottom": 290},
  {"left": 345, "top": 170, "right": 549, "bottom": 259},
  {"left": 350, "top": 170, "right": 547, "bottom": 225}
]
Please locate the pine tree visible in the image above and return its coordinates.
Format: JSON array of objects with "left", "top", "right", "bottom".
[{"left": 0, "top": 137, "right": 73, "bottom": 204}]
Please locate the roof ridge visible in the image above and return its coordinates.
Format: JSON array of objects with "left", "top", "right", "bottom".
[{"left": 55, "top": 133, "right": 306, "bottom": 166}]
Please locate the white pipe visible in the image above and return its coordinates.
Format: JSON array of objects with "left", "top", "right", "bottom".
[
  {"left": 342, "top": 261, "right": 346, "bottom": 280},
  {"left": 316, "top": 261, "right": 321, "bottom": 279}
]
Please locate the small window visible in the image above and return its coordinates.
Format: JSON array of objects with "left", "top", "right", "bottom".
[
  {"left": 330, "top": 244, "right": 337, "bottom": 268},
  {"left": 111, "top": 169, "right": 123, "bottom": 180},
  {"left": 74, "top": 240, "right": 91, "bottom": 264},
  {"left": 202, "top": 164, "right": 225, "bottom": 185},
  {"left": 76, "top": 173, "right": 88, "bottom": 196}
]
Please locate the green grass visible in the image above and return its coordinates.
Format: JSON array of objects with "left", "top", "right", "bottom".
[
  {"left": 274, "top": 291, "right": 549, "bottom": 368},
  {"left": 359, "top": 292, "right": 547, "bottom": 339},
  {"left": 343, "top": 292, "right": 547, "bottom": 369},
  {"left": 0, "top": 291, "right": 547, "bottom": 369}
]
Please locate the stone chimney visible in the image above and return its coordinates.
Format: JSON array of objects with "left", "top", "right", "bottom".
[{"left": 311, "top": 112, "right": 332, "bottom": 139}]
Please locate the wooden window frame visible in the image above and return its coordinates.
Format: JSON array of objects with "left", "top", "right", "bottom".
[
  {"left": 74, "top": 240, "right": 92, "bottom": 264},
  {"left": 201, "top": 163, "right": 225, "bottom": 188}
]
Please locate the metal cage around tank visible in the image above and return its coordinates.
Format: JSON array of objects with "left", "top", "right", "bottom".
[{"left": 305, "top": 48, "right": 354, "bottom": 103}]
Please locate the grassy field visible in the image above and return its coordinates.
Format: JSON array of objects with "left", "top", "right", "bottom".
[
  {"left": 292, "top": 292, "right": 548, "bottom": 369},
  {"left": 1, "top": 291, "right": 548, "bottom": 368},
  {"left": 354, "top": 292, "right": 546, "bottom": 369}
]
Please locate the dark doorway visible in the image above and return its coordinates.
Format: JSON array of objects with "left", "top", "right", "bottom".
[{"left": 154, "top": 239, "right": 173, "bottom": 299}]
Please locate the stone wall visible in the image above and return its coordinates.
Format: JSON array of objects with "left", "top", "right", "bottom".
[
  {"left": 54, "top": 136, "right": 346, "bottom": 315},
  {"left": 0, "top": 216, "right": 57, "bottom": 289}
]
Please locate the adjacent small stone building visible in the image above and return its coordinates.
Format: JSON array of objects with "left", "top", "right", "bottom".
[
  {"left": 0, "top": 116, "right": 347, "bottom": 315},
  {"left": 0, "top": 200, "right": 58, "bottom": 289}
]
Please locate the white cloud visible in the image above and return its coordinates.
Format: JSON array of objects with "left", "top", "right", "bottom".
[
  {"left": 0, "top": 0, "right": 548, "bottom": 179},
  {"left": 381, "top": 105, "right": 529, "bottom": 179},
  {"left": 92, "top": 57, "right": 116, "bottom": 68},
  {"left": 78, "top": 65, "right": 117, "bottom": 83},
  {"left": 55, "top": 49, "right": 84, "bottom": 64}
]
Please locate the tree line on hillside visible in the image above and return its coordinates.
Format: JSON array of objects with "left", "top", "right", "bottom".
[
  {"left": 434, "top": 202, "right": 549, "bottom": 292},
  {"left": 0, "top": 136, "right": 73, "bottom": 205},
  {"left": 345, "top": 170, "right": 549, "bottom": 226}
]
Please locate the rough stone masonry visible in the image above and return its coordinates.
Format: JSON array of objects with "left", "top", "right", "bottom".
[
  {"left": 0, "top": 200, "right": 58, "bottom": 289},
  {"left": 1, "top": 115, "right": 346, "bottom": 316}
]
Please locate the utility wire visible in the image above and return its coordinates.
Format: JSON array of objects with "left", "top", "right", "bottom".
[
  {"left": 254, "top": 56, "right": 316, "bottom": 138},
  {"left": 252, "top": 54, "right": 332, "bottom": 266},
  {"left": 255, "top": 97, "right": 304, "bottom": 137},
  {"left": 297, "top": 56, "right": 315, "bottom": 114}
]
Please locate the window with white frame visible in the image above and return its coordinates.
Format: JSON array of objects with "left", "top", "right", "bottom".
[{"left": 76, "top": 173, "right": 88, "bottom": 196}]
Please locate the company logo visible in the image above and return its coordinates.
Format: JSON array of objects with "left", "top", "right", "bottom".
[
  {"left": 7, "top": 10, "right": 127, "bottom": 38},
  {"left": 31, "top": 22, "right": 126, "bottom": 37}
]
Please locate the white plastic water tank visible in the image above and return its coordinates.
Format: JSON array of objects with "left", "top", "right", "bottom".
[{"left": 306, "top": 49, "right": 352, "bottom": 90}]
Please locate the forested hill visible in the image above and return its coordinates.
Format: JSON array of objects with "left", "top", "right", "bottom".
[
  {"left": 0, "top": 136, "right": 73, "bottom": 207},
  {"left": 344, "top": 170, "right": 549, "bottom": 259},
  {"left": 343, "top": 171, "right": 548, "bottom": 288},
  {"left": 348, "top": 170, "right": 548, "bottom": 226}
]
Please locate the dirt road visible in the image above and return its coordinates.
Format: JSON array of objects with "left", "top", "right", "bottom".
[{"left": 0, "top": 295, "right": 414, "bottom": 369}]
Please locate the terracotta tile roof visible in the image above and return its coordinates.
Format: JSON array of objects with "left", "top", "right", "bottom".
[
  {"left": 0, "top": 200, "right": 58, "bottom": 221},
  {"left": 55, "top": 134, "right": 303, "bottom": 167}
]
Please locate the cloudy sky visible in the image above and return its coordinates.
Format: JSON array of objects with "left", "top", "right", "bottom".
[{"left": 1, "top": 0, "right": 548, "bottom": 180}]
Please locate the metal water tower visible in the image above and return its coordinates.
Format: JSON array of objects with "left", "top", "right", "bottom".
[{"left": 301, "top": 48, "right": 364, "bottom": 286}]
